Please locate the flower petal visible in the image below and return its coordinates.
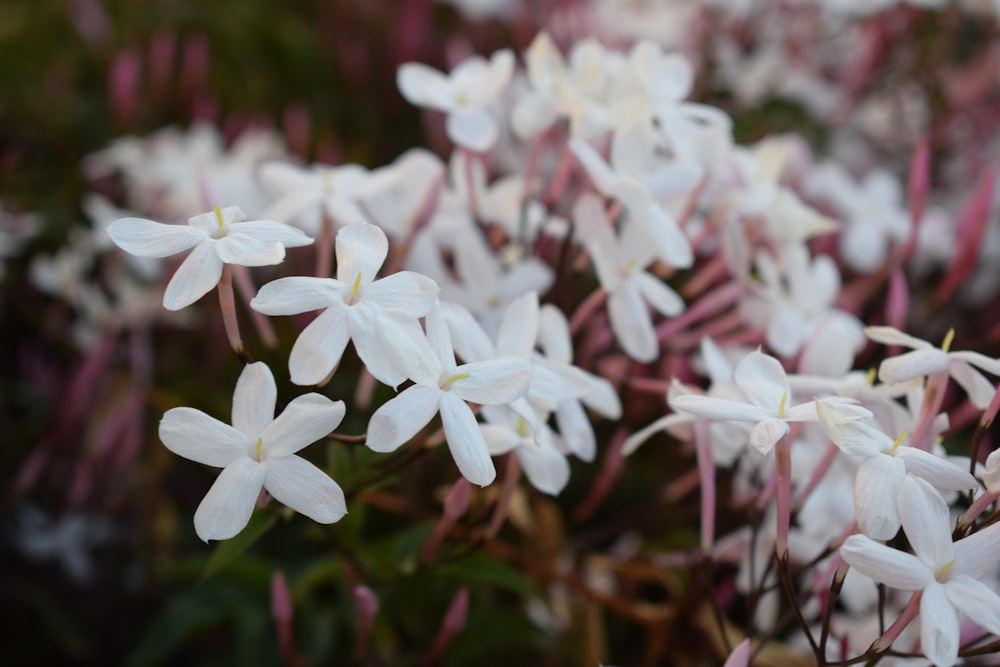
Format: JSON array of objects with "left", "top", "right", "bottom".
[
  {"left": 895, "top": 447, "right": 977, "bottom": 493},
  {"left": 261, "top": 394, "right": 345, "bottom": 458},
  {"left": 397, "top": 62, "right": 453, "bottom": 111},
  {"left": 162, "top": 240, "right": 223, "bottom": 310},
  {"left": 363, "top": 271, "right": 439, "bottom": 316},
  {"left": 854, "top": 454, "right": 905, "bottom": 540},
  {"left": 107, "top": 217, "right": 205, "bottom": 257},
  {"left": 480, "top": 424, "right": 522, "bottom": 455},
  {"left": 864, "top": 325, "right": 932, "bottom": 350},
  {"left": 953, "top": 520, "right": 1000, "bottom": 580},
  {"left": 335, "top": 223, "right": 388, "bottom": 286},
  {"left": 920, "top": 582, "right": 959, "bottom": 667},
  {"left": 231, "top": 220, "right": 313, "bottom": 248},
  {"left": 840, "top": 534, "right": 932, "bottom": 590},
  {"left": 668, "top": 394, "right": 769, "bottom": 423},
  {"left": 366, "top": 385, "right": 442, "bottom": 453},
  {"left": 447, "top": 108, "right": 498, "bottom": 152},
  {"left": 733, "top": 350, "right": 788, "bottom": 414},
  {"left": 264, "top": 454, "right": 347, "bottom": 523},
  {"left": 351, "top": 304, "right": 439, "bottom": 389},
  {"left": 193, "top": 457, "right": 266, "bottom": 542},
  {"left": 160, "top": 407, "right": 248, "bottom": 467},
  {"left": 450, "top": 357, "right": 532, "bottom": 405},
  {"left": 878, "top": 348, "right": 950, "bottom": 384},
  {"left": 749, "top": 417, "right": 788, "bottom": 454},
  {"left": 497, "top": 291, "right": 539, "bottom": 358},
  {"left": 945, "top": 575, "right": 1000, "bottom": 636},
  {"left": 251, "top": 276, "right": 345, "bottom": 315},
  {"left": 439, "top": 392, "right": 496, "bottom": 486},
  {"left": 288, "top": 306, "right": 351, "bottom": 386},
  {"left": 555, "top": 398, "right": 597, "bottom": 462},
  {"left": 518, "top": 434, "right": 570, "bottom": 496},
  {"left": 214, "top": 233, "right": 285, "bottom": 266},
  {"left": 232, "top": 362, "right": 277, "bottom": 439},
  {"left": 948, "top": 359, "right": 996, "bottom": 410},
  {"left": 608, "top": 283, "right": 658, "bottom": 363},
  {"left": 899, "top": 475, "right": 954, "bottom": 570},
  {"left": 634, "top": 271, "right": 685, "bottom": 317}
]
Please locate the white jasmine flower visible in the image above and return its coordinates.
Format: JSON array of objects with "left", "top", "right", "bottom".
[
  {"left": 159, "top": 362, "right": 348, "bottom": 542},
  {"left": 107, "top": 205, "right": 312, "bottom": 310},
  {"left": 365, "top": 303, "right": 532, "bottom": 486},
  {"left": 251, "top": 222, "right": 439, "bottom": 387},
  {"left": 841, "top": 476, "right": 1000, "bottom": 667},
  {"left": 259, "top": 161, "right": 371, "bottom": 234},
  {"left": 479, "top": 404, "right": 570, "bottom": 496},
  {"left": 397, "top": 50, "right": 514, "bottom": 151},
  {"left": 866, "top": 326, "right": 1000, "bottom": 409}
]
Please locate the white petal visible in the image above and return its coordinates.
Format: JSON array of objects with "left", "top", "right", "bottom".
[
  {"left": 335, "top": 223, "right": 388, "bottom": 286},
  {"left": 950, "top": 350, "right": 1000, "bottom": 377},
  {"left": 879, "top": 348, "right": 951, "bottom": 384},
  {"left": 668, "top": 394, "right": 769, "bottom": 423},
  {"left": 264, "top": 454, "right": 347, "bottom": 523},
  {"left": 899, "top": 475, "right": 954, "bottom": 569},
  {"left": 700, "top": 337, "right": 733, "bottom": 387},
  {"left": 569, "top": 139, "right": 618, "bottom": 196},
  {"left": 480, "top": 424, "right": 522, "bottom": 455},
  {"left": 555, "top": 398, "right": 596, "bottom": 461},
  {"left": 366, "top": 385, "right": 442, "bottom": 453},
  {"left": 948, "top": 359, "right": 995, "bottom": 410},
  {"left": 896, "top": 447, "right": 977, "bottom": 492},
  {"left": 815, "top": 400, "right": 886, "bottom": 457},
  {"left": 537, "top": 304, "right": 573, "bottom": 365},
  {"left": 608, "top": 283, "right": 658, "bottom": 363},
  {"left": 840, "top": 534, "right": 932, "bottom": 590},
  {"left": 864, "top": 325, "right": 932, "bottom": 350},
  {"left": 351, "top": 305, "right": 438, "bottom": 389},
  {"left": 920, "top": 582, "right": 959, "bottom": 667},
  {"left": 634, "top": 271, "right": 684, "bottom": 317},
  {"left": 447, "top": 109, "right": 498, "bottom": 152},
  {"left": 617, "top": 182, "right": 693, "bottom": 269},
  {"left": 622, "top": 413, "right": 694, "bottom": 457},
  {"left": 214, "top": 234, "right": 285, "bottom": 266},
  {"left": 231, "top": 220, "right": 313, "bottom": 248},
  {"left": 397, "top": 62, "right": 453, "bottom": 111},
  {"left": 439, "top": 392, "right": 496, "bottom": 486},
  {"left": 364, "top": 271, "right": 439, "bottom": 316},
  {"left": 450, "top": 357, "right": 532, "bottom": 405},
  {"left": 288, "top": 307, "right": 351, "bottom": 386},
  {"left": 107, "top": 217, "right": 204, "bottom": 257},
  {"left": 232, "top": 362, "right": 277, "bottom": 439},
  {"left": 945, "top": 575, "right": 1000, "bottom": 636},
  {"left": 426, "top": 301, "right": 457, "bottom": 373},
  {"left": 582, "top": 372, "right": 622, "bottom": 419},
  {"left": 854, "top": 455, "right": 905, "bottom": 540},
  {"left": 766, "top": 305, "right": 806, "bottom": 358},
  {"left": 733, "top": 350, "right": 788, "bottom": 414},
  {"left": 497, "top": 291, "right": 539, "bottom": 358},
  {"left": 162, "top": 241, "right": 223, "bottom": 311},
  {"left": 529, "top": 360, "right": 590, "bottom": 407},
  {"left": 251, "top": 277, "right": 344, "bottom": 315},
  {"left": 953, "top": 521, "right": 1000, "bottom": 580},
  {"left": 193, "top": 457, "right": 266, "bottom": 542},
  {"left": 160, "top": 407, "right": 247, "bottom": 467},
  {"left": 749, "top": 418, "right": 789, "bottom": 454},
  {"left": 261, "top": 394, "right": 345, "bottom": 458},
  {"left": 441, "top": 300, "right": 495, "bottom": 364},
  {"left": 518, "top": 435, "right": 570, "bottom": 495}
]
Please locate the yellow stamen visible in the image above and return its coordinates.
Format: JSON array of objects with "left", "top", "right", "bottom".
[
  {"left": 441, "top": 372, "right": 471, "bottom": 390},
  {"left": 937, "top": 559, "right": 957, "bottom": 580},
  {"left": 941, "top": 327, "right": 955, "bottom": 353},
  {"left": 621, "top": 258, "right": 638, "bottom": 277},
  {"left": 349, "top": 271, "right": 363, "bottom": 305},
  {"left": 778, "top": 391, "right": 788, "bottom": 419},
  {"left": 214, "top": 204, "right": 225, "bottom": 233},
  {"left": 891, "top": 429, "right": 907, "bottom": 454},
  {"left": 254, "top": 437, "right": 263, "bottom": 460},
  {"left": 865, "top": 367, "right": 877, "bottom": 386},
  {"left": 516, "top": 417, "right": 528, "bottom": 438},
  {"left": 322, "top": 168, "right": 333, "bottom": 194}
]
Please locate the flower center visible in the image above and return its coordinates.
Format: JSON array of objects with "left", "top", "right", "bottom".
[
  {"left": 348, "top": 272, "right": 363, "bottom": 305},
  {"left": 214, "top": 204, "right": 225, "bottom": 234},
  {"left": 936, "top": 559, "right": 956, "bottom": 581},
  {"left": 440, "top": 372, "right": 471, "bottom": 390},
  {"left": 516, "top": 417, "right": 528, "bottom": 438},
  {"left": 254, "top": 437, "right": 264, "bottom": 461},
  {"left": 778, "top": 391, "right": 788, "bottom": 419},
  {"left": 890, "top": 429, "right": 907, "bottom": 454},
  {"left": 941, "top": 327, "right": 955, "bottom": 353}
]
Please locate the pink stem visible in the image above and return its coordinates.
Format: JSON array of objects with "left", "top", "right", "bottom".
[
  {"left": 218, "top": 265, "right": 246, "bottom": 360},
  {"left": 774, "top": 437, "right": 793, "bottom": 560},
  {"left": 232, "top": 265, "right": 277, "bottom": 349},
  {"left": 694, "top": 421, "right": 717, "bottom": 555}
]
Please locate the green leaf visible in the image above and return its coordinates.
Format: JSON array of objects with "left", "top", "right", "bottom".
[
  {"left": 201, "top": 511, "right": 276, "bottom": 581},
  {"left": 437, "top": 554, "right": 540, "bottom": 599}
]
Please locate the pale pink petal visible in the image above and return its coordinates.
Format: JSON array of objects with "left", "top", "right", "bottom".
[
  {"left": 260, "top": 394, "right": 345, "bottom": 458},
  {"left": 439, "top": 392, "right": 496, "bottom": 486},
  {"left": 840, "top": 534, "right": 932, "bottom": 590},
  {"left": 232, "top": 362, "right": 277, "bottom": 439},
  {"left": 450, "top": 357, "right": 532, "bottom": 405},
  {"left": 854, "top": 455, "right": 905, "bottom": 540},
  {"left": 920, "top": 582, "right": 959, "bottom": 667},
  {"left": 160, "top": 407, "right": 247, "bottom": 467},
  {"left": 264, "top": 454, "right": 347, "bottom": 523},
  {"left": 251, "top": 277, "right": 345, "bottom": 315},
  {"left": 288, "top": 306, "right": 351, "bottom": 385},
  {"left": 107, "top": 217, "right": 205, "bottom": 257},
  {"left": 162, "top": 240, "right": 223, "bottom": 310},
  {"left": 335, "top": 223, "right": 388, "bottom": 285},
  {"left": 193, "top": 457, "right": 266, "bottom": 542},
  {"left": 366, "top": 385, "right": 442, "bottom": 453}
]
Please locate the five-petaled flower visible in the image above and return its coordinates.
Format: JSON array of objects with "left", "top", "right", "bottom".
[{"left": 159, "top": 362, "right": 347, "bottom": 542}]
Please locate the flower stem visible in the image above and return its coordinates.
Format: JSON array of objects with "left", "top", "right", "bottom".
[{"left": 218, "top": 265, "right": 249, "bottom": 362}]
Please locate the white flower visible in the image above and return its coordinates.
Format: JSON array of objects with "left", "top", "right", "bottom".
[
  {"left": 251, "top": 222, "right": 439, "bottom": 387},
  {"left": 841, "top": 476, "right": 1000, "bottom": 667},
  {"left": 480, "top": 405, "right": 571, "bottom": 496},
  {"left": 259, "top": 161, "right": 371, "bottom": 234},
  {"left": 365, "top": 303, "right": 532, "bottom": 486},
  {"left": 107, "top": 205, "right": 312, "bottom": 310},
  {"left": 159, "top": 362, "right": 347, "bottom": 542},
  {"left": 866, "top": 326, "right": 1000, "bottom": 409},
  {"left": 668, "top": 348, "right": 827, "bottom": 454},
  {"left": 574, "top": 193, "right": 685, "bottom": 363},
  {"left": 397, "top": 50, "right": 514, "bottom": 151}
]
